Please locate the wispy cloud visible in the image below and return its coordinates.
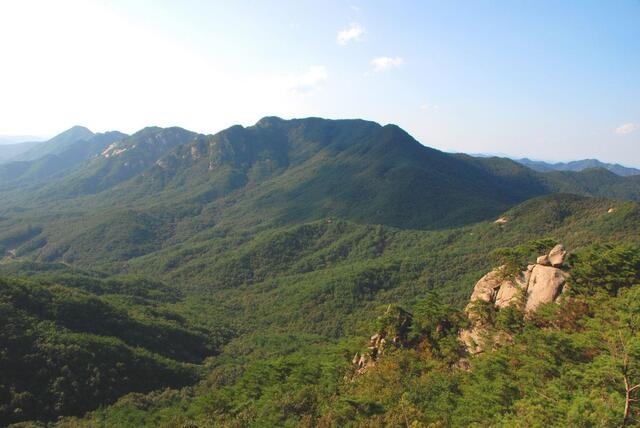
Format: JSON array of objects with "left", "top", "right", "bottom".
[
  {"left": 371, "top": 56, "right": 404, "bottom": 72},
  {"left": 287, "top": 65, "right": 328, "bottom": 95},
  {"left": 337, "top": 23, "right": 364, "bottom": 45},
  {"left": 420, "top": 103, "right": 439, "bottom": 111},
  {"left": 615, "top": 123, "right": 638, "bottom": 135}
]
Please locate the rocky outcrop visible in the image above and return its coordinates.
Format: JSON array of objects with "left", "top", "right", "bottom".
[
  {"left": 3, "top": 249, "right": 16, "bottom": 260},
  {"left": 548, "top": 244, "right": 567, "bottom": 267},
  {"left": 536, "top": 255, "right": 550, "bottom": 266},
  {"left": 352, "top": 305, "right": 412, "bottom": 375},
  {"left": 460, "top": 244, "right": 569, "bottom": 353},
  {"left": 495, "top": 268, "right": 530, "bottom": 308},
  {"left": 525, "top": 264, "right": 567, "bottom": 312},
  {"left": 353, "top": 333, "right": 387, "bottom": 375},
  {"left": 468, "top": 268, "right": 503, "bottom": 304}
]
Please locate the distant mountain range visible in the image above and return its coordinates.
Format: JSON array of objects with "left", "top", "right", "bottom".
[
  {"left": 514, "top": 157, "right": 640, "bottom": 177},
  {"left": 0, "top": 126, "right": 96, "bottom": 163},
  {"left": 0, "top": 117, "right": 639, "bottom": 266},
  {"left": 0, "top": 140, "right": 41, "bottom": 162},
  {"left": 10, "top": 126, "right": 96, "bottom": 161},
  {"left": 0, "top": 127, "right": 128, "bottom": 187},
  {"left": 0, "top": 135, "right": 44, "bottom": 145}
]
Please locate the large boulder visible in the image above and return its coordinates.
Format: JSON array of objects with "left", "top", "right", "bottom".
[
  {"left": 548, "top": 244, "right": 567, "bottom": 267},
  {"left": 467, "top": 268, "right": 504, "bottom": 305},
  {"left": 536, "top": 255, "right": 550, "bottom": 266},
  {"left": 495, "top": 270, "right": 530, "bottom": 308},
  {"left": 525, "top": 265, "right": 567, "bottom": 313}
]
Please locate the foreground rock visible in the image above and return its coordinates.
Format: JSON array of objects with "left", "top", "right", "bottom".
[
  {"left": 548, "top": 244, "right": 567, "bottom": 267},
  {"left": 525, "top": 264, "right": 568, "bottom": 312},
  {"left": 460, "top": 244, "right": 569, "bottom": 353}
]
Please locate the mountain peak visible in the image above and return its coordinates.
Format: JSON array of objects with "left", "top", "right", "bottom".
[
  {"left": 255, "top": 116, "right": 285, "bottom": 127},
  {"left": 49, "top": 125, "right": 94, "bottom": 143},
  {"left": 67, "top": 125, "right": 92, "bottom": 132}
]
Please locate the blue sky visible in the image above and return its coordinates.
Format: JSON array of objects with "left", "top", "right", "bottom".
[{"left": 0, "top": 0, "right": 639, "bottom": 165}]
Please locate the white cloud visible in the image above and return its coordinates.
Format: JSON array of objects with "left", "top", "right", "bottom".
[
  {"left": 615, "top": 123, "right": 638, "bottom": 135},
  {"left": 337, "top": 23, "right": 364, "bottom": 45},
  {"left": 371, "top": 56, "right": 404, "bottom": 72},
  {"left": 287, "top": 66, "right": 328, "bottom": 95}
]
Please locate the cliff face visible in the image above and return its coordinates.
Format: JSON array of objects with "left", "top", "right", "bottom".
[{"left": 460, "top": 244, "right": 569, "bottom": 353}]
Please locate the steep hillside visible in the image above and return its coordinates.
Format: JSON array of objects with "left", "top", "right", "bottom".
[
  {"left": 0, "top": 272, "right": 231, "bottom": 426},
  {"left": 8, "top": 117, "right": 549, "bottom": 228},
  {"left": 39, "top": 126, "right": 200, "bottom": 198}
]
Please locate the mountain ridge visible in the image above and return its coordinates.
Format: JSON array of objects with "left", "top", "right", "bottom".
[
  {"left": 2, "top": 117, "right": 640, "bottom": 266},
  {"left": 10, "top": 126, "right": 96, "bottom": 162},
  {"left": 515, "top": 157, "right": 640, "bottom": 176},
  {"left": 0, "top": 131, "right": 128, "bottom": 190}
]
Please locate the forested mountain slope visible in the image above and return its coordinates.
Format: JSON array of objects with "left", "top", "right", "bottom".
[
  {"left": 2, "top": 118, "right": 640, "bottom": 270},
  {"left": 2, "top": 118, "right": 640, "bottom": 426},
  {"left": 20, "top": 194, "right": 637, "bottom": 428},
  {"left": 0, "top": 271, "right": 231, "bottom": 426},
  {"left": 1, "top": 193, "right": 639, "bottom": 426},
  {"left": 10, "top": 126, "right": 95, "bottom": 162},
  {"left": 0, "top": 131, "right": 127, "bottom": 189}
]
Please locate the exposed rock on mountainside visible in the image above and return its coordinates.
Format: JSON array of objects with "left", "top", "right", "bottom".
[
  {"left": 548, "top": 243, "right": 567, "bottom": 267},
  {"left": 352, "top": 305, "right": 412, "bottom": 375},
  {"left": 525, "top": 264, "right": 567, "bottom": 312},
  {"left": 352, "top": 333, "right": 387, "bottom": 375},
  {"left": 460, "top": 244, "right": 569, "bottom": 353}
]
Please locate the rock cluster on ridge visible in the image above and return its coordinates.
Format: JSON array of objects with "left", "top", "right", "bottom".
[
  {"left": 351, "top": 305, "right": 412, "bottom": 375},
  {"left": 352, "top": 333, "right": 387, "bottom": 375},
  {"left": 460, "top": 244, "right": 569, "bottom": 353}
]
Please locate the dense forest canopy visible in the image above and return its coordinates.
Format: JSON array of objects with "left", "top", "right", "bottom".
[{"left": 1, "top": 119, "right": 640, "bottom": 427}]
